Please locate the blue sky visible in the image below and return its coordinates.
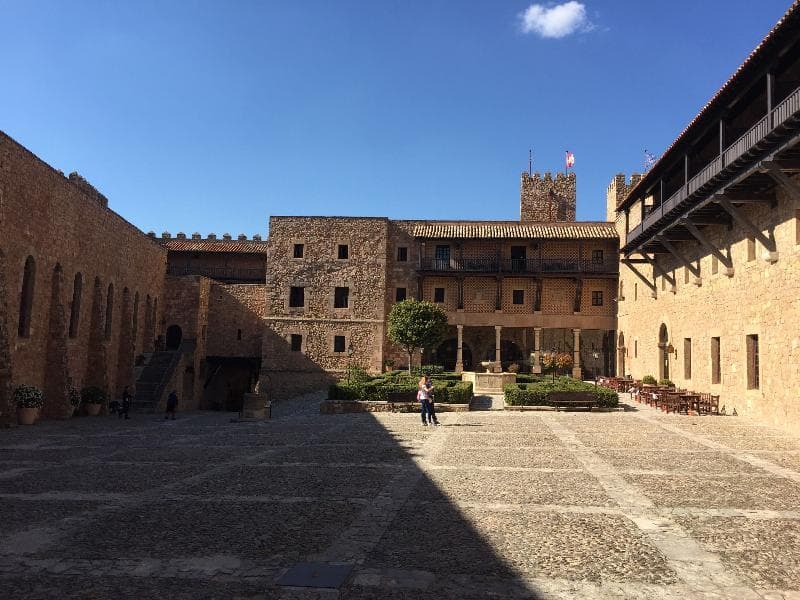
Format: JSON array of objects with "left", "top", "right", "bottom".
[{"left": 0, "top": 1, "right": 791, "bottom": 235}]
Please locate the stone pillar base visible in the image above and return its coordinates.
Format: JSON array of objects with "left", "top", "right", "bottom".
[
  {"left": 532, "top": 365, "right": 542, "bottom": 374},
  {"left": 492, "top": 363, "right": 502, "bottom": 373},
  {"left": 572, "top": 367, "right": 582, "bottom": 380},
  {"left": 455, "top": 362, "right": 463, "bottom": 374}
]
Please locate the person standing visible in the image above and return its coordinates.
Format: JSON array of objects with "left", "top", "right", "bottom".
[
  {"left": 417, "top": 376, "right": 431, "bottom": 426},
  {"left": 120, "top": 386, "right": 132, "bottom": 420},
  {"left": 425, "top": 376, "right": 440, "bottom": 426},
  {"left": 165, "top": 390, "right": 178, "bottom": 420}
]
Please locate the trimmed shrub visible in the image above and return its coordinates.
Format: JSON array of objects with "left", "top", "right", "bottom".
[
  {"left": 81, "top": 386, "right": 107, "bottom": 405},
  {"left": 328, "top": 384, "right": 363, "bottom": 400},
  {"left": 410, "top": 364, "right": 445, "bottom": 376},
  {"left": 642, "top": 375, "right": 657, "bottom": 385},
  {"left": 658, "top": 378, "right": 674, "bottom": 387},
  {"left": 14, "top": 385, "right": 44, "bottom": 409},
  {"left": 504, "top": 378, "right": 618, "bottom": 408},
  {"left": 515, "top": 374, "right": 543, "bottom": 384}
]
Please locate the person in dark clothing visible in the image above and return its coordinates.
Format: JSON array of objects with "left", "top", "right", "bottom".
[
  {"left": 120, "top": 387, "right": 132, "bottom": 420},
  {"left": 165, "top": 390, "right": 178, "bottom": 420},
  {"left": 424, "top": 376, "right": 440, "bottom": 426}
]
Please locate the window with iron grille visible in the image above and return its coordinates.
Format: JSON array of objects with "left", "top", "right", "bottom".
[
  {"left": 293, "top": 243, "right": 304, "bottom": 259},
  {"left": 337, "top": 244, "right": 349, "bottom": 260},
  {"left": 395, "top": 287, "right": 407, "bottom": 302},
  {"left": 711, "top": 337, "right": 721, "bottom": 384},
  {"left": 290, "top": 334, "right": 302, "bottom": 352},
  {"left": 591, "top": 291, "right": 603, "bottom": 306},
  {"left": 591, "top": 249, "right": 603, "bottom": 264},
  {"left": 512, "top": 289, "right": 524, "bottom": 305},
  {"left": 333, "top": 335, "right": 346, "bottom": 353},
  {"left": 289, "top": 286, "right": 305, "bottom": 308},
  {"left": 746, "top": 334, "right": 759, "bottom": 389},
  {"left": 334, "top": 286, "right": 349, "bottom": 309},
  {"left": 434, "top": 287, "right": 445, "bottom": 303},
  {"left": 683, "top": 338, "right": 692, "bottom": 379},
  {"left": 397, "top": 247, "right": 408, "bottom": 262}
]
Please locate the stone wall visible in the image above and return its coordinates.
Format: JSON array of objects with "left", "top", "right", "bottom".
[
  {"left": 206, "top": 284, "right": 266, "bottom": 358},
  {"left": 520, "top": 172, "right": 576, "bottom": 222},
  {"left": 606, "top": 173, "right": 642, "bottom": 222},
  {"left": 615, "top": 180, "right": 800, "bottom": 434},
  {"left": 0, "top": 131, "right": 166, "bottom": 418}
]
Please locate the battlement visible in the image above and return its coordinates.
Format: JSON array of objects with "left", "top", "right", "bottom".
[
  {"left": 605, "top": 173, "right": 642, "bottom": 221},
  {"left": 67, "top": 172, "right": 108, "bottom": 208},
  {"left": 147, "top": 231, "right": 264, "bottom": 242},
  {"left": 520, "top": 171, "right": 576, "bottom": 222}
]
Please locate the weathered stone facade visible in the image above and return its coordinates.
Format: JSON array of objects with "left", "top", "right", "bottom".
[{"left": 520, "top": 172, "right": 576, "bottom": 222}]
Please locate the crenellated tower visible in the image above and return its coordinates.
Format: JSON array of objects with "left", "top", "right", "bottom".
[{"left": 520, "top": 172, "right": 576, "bottom": 222}]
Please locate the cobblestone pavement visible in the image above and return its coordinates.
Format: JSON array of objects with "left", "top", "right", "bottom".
[{"left": 1, "top": 393, "right": 800, "bottom": 599}]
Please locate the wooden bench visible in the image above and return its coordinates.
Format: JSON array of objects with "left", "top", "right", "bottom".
[{"left": 548, "top": 391, "right": 597, "bottom": 411}]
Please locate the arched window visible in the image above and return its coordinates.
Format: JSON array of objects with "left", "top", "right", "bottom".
[
  {"left": 104, "top": 283, "right": 114, "bottom": 340},
  {"left": 18, "top": 256, "right": 36, "bottom": 337},
  {"left": 69, "top": 273, "right": 83, "bottom": 338}
]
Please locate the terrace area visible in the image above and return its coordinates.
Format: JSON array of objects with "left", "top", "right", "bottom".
[{"left": 1, "top": 393, "right": 799, "bottom": 598}]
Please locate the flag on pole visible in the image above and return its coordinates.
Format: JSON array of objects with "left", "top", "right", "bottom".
[
  {"left": 565, "top": 151, "right": 575, "bottom": 169},
  {"left": 644, "top": 150, "right": 657, "bottom": 171}
]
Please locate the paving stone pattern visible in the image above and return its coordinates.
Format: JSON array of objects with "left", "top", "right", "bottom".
[{"left": 1, "top": 393, "right": 800, "bottom": 599}]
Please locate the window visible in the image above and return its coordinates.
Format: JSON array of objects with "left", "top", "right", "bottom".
[
  {"left": 746, "top": 334, "right": 759, "bottom": 389},
  {"left": 104, "top": 284, "right": 114, "bottom": 340},
  {"left": 289, "top": 286, "right": 305, "bottom": 308},
  {"left": 397, "top": 247, "right": 408, "bottom": 262},
  {"left": 290, "top": 334, "right": 303, "bottom": 352},
  {"left": 634, "top": 340, "right": 638, "bottom": 358},
  {"left": 333, "top": 335, "right": 346, "bottom": 353},
  {"left": 619, "top": 281, "right": 624, "bottom": 300},
  {"left": 334, "top": 286, "right": 349, "bottom": 309},
  {"left": 395, "top": 287, "right": 407, "bottom": 302},
  {"left": 592, "top": 249, "right": 604, "bottom": 264},
  {"left": 634, "top": 282, "right": 638, "bottom": 301},
  {"left": 434, "top": 287, "right": 445, "bottom": 303},
  {"left": 747, "top": 237, "right": 756, "bottom": 262},
  {"left": 434, "top": 245, "right": 450, "bottom": 269},
  {"left": 683, "top": 338, "right": 692, "bottom": 379},
  {"left": 661, "top": 276, "right": 666, "bottom": 292},
  {"left": 796, "top": 209, "right": 800, "bottom": 244},
  {"left": 237, "top": 328, "right": 242, "bottom": 340},
  {"left": 18, "top": 255, "right": 36, "bottom": 338},
  {"left": 711, "top": 337, "right": 721, "bottom": 384},
  {"left": 69, "top": 273, "right": 82, "bottom": 338},
  {"left": 591, "top": 291, "right": 603, "bottom": 306},
  {"left": 712, "top": 254, "right": 719, "bottom": 274},
  {"left": 512, "top": 289, "right": 524, "bottom": 305},
  {"left": 511, "top": 246, "right": 526, "bottom": 271},
  {"left": 684, "top": 267, "right": 689, "bottom": 284},
  {"left": 293, "top": 243, "right": 304, "bottom": 259},
  {"left": 337, "top": 244, "right": 349, "bottom": 260}
]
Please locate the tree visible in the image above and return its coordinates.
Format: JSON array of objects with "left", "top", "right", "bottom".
[{"left": 387, "top": 300, "right": 449, "bottom": 374}]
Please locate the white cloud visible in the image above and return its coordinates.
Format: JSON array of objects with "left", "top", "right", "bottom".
[{"left": 520, "top": 2, "right": 593, "bottom": 39}]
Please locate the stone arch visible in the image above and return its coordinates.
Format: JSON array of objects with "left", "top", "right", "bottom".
[
  {"left": 104, "top": 283, "right": 114, "bottom": 340},
  {"left": 166, "top": 324, "right": 182, "bottom": 351},
  {"left": 432, "top": 338, "right": 473, "bottom": 371},
  {"left": 617, "top": 332, "right": 626, "bottom": 378},
  {"left": 84, "top": 277, "right": 108, "bottom": 394},
  {"left": 69, "top": 272, "right": 82, "bottom": 338},
  {"left": 18, "top": 255, "right": 36, "bottom": 338},
  {"left": 0, "top": 249, "right": 15, "bottom": 425},
  {"left": 658, "top": 323, "right": 670, "bottom": 381},
  {"left": 44, "top": 263, "right": 71, "bottom": 418},
  {"left": 115, "top": 287, "right": 135, "bottom": 396}
]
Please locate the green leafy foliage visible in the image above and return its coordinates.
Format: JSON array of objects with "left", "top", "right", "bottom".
[
  {"left": 658, "top": 378, "right": 674, "bottom": 387},
  {"left": 641, "top": 375, "right": 657, "bottom": 385},
  {"left": 387, "top": 300, "right": 449, "bottom": 372},
  {"left": 410, "top": 364, "right": 445, "bottom": 376},
  {"left": 504, "top": 378, "right": 618, "bottom": 408},
  {"left": 81, "top": 386, "right": 108, "bottom": 405},
  {"left": 14, "top": 385, "right": 44, "bottom": 409},
  {"left": 328, "top": 372, "right": 473, "bottom": 404}
]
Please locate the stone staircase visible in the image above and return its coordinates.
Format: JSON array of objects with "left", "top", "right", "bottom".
[{"left": 134, "top": 350, "right": 180, "bottom": 413}]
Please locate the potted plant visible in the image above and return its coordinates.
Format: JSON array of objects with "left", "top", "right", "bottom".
[
  {"left": 14, "top": 385, "right": 44, "bottom": 425},
  {"left": 68, "top": 386, "right": 81, "bottom": 416},
  {"left": 81, "top": 386, "right": 107, "bottom": 416}
]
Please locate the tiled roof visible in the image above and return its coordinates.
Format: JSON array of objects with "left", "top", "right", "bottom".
[
  {"left": 412, "top": 222, "right": 618, "bottom": 239},
  {"left": 160, "top": 239, "right": 269, "bottom": 254},
  {"left": 622, "top": 1, "right": 800, "bottom": 207}
]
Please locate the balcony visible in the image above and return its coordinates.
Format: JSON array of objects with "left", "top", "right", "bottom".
[
  {"left": 167, "top": 265, "right": 266, "bottom": 283},
  {"left": 625, "top": 84, "right": 800, "bottom": 249},
  {"left": 419, "top": 257, "right": 618, "bottom": 275}
]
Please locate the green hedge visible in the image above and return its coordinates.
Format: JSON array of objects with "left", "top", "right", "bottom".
[
  {"left": 328, "top": 379, "right": 473, "bottom": 404},
  {"left": 504, "top": 378, "right": 618, "bottom": 408},
  {"left": 515, "top": 374, "right": 544, "bottom": 384}
]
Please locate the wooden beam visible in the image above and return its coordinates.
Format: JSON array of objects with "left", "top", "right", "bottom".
[
  {"left": 716, "top": 190, "right": 777, "bottom": 204},
  {"left": 715, "top": 197, "right": 777, "bottom": 254},
  {"left": 656, "top": 236, "right": 701, "bottom": 279},
  {"left": 680, "top": 219, "right": 734, "bottom": 274},
  {"left": 685, "top": 214, "right": 733, "bottom": 226},
  {"left": 621, "top": 260, "right": 657, "bottom": 293},
  {"left": 760, "top": 160, "right": 800, "bottom": 204}
]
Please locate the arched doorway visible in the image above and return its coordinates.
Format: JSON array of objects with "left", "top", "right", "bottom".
[
  {"left": 658, "top": 323, "right": 670, "bottom": 381},
  {"left": 500, "top": 340, "right": 523, "bottom": 371},
  {"left": 165, "top": 325, "right": 182, "bottom": 350},
  {"left": 432, "top": 338, "right": 473, "bottom": 372},
  {"left": 618, "top": 332, "right": 625, "bottom": 377}
]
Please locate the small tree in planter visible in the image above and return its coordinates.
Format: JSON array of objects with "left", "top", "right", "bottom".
[
  {"left": 67, "top": 386, "right": 81, "bottom": 416},
  {"left": 541, "top": 352, "right": 574, "bottom": 382},
  {"left": 81, "top": 386, "right": 107, "bottom": 416},
  {"left": 14, "top": 385, "right": 44, "bottom": 425},
  {"left": 387, "top": 300, "right": 449, "bottom": 374}
]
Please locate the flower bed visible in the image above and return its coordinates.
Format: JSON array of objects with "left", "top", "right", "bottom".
[{"left": 504, "top": 378, "right": 618, "bottom": 408}]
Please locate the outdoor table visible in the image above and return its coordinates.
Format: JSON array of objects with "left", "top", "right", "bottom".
[{"left": 681, "top": 393, "right": 701, "bottom": 415}]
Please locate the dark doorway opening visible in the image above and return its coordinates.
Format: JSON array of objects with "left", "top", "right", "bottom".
[{"left": 166, "top": 324, "right": 182, "bottom": 350}]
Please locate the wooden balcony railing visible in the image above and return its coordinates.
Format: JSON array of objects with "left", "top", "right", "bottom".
[
  {"left": 624, "top": 83, "right": 800, "bottom": 248},
  {"left": 419, "top": 257, "right": 618, "bottom": 274}
]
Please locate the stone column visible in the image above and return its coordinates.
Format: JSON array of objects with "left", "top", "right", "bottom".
[
  {"left": 532, "top": 327, "right": 542, "bottom": 374},
  {"left": 493, "top": 326, "right": 502, "bottom": 373},
  {"left": 572, "top": 328, "right": 582, "bottom": 380},
  {"left": 455, "top": 325, "right": 464, "bottom": 374}
]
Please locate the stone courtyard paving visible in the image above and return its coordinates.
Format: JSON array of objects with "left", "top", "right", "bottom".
[{"left": 1, "top": 394, "right": 800, "bottom": 599}]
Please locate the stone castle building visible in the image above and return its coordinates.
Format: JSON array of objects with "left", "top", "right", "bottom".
[{"left": 0, "top": 2, "right": 798, "bottom": 434}]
